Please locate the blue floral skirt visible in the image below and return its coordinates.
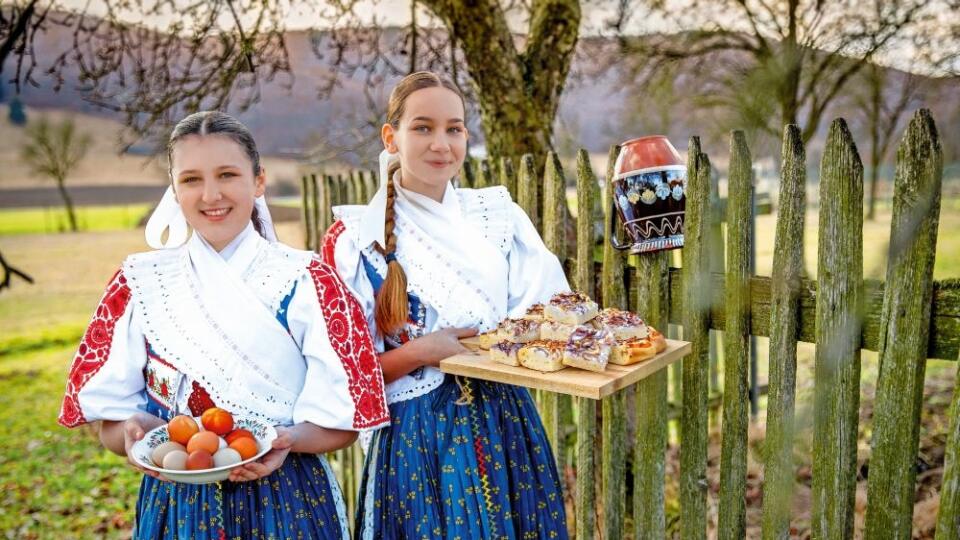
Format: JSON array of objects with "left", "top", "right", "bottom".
[
  {"left": 134, "top": 452, "right": 348, "bottom": 539},
  {"left": 356, "top": 375, "right": 568, "bottom": 539}
]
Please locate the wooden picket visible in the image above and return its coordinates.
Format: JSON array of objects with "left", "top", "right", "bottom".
[{"left": 300, "top": 110, "right": 958, "bottom": 539}]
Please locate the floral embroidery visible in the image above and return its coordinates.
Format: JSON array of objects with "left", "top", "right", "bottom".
[
  {"left": 59, "top": 270, "right": 132, "bottom": 428},
  {"left": 307, "top": 258, "right": 389, "bottom": 429}
]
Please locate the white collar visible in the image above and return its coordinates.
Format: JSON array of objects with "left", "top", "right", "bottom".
[
  {"left": 358, "top": 149, "right": 460, "bottom": 250},
  {"left": 189, "top": 222, "right": 263, "bottom": 276}
]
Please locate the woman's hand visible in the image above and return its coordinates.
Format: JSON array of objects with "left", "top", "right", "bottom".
[
  {"left": 411, "top": 327, "right": 479, "bottom": 368},
  {"left": 378, "top": 327, "right": 478, "bottom": 383},
  {"left": 228, "top": 426, "right": 294, "bottom": 482},
  {"left": 100, "top": 413, "right": 167, "bottom": 480}
]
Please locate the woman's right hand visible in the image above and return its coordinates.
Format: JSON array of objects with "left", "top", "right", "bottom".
[
  {"left": 100, "top": 413, "right": 167, "bottom": 480},
  {"left": 409, "top": 327, "right": 479, "bottom": 368}
]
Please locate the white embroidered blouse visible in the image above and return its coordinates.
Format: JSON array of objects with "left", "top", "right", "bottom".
[
  {"left": 326, "top": 181, "right": 570, "bottom": 404},
  {"left": 59, "top": 224, "right": 390, "bottom": 431}
]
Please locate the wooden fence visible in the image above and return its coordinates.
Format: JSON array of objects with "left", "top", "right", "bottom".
[{"left": 301, "top": 109, "right": 960, "bottom": 538}]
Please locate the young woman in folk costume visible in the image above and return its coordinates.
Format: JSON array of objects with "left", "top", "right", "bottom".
[
  {"left": 58, "top": 111, "right": 389, "bottom": 539},
  {"left": 324, "top": 71, "right": 570, "bottom": 539}
]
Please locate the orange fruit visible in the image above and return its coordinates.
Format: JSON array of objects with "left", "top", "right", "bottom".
[
  {"left": 200, "top": 407, "right": 234, "bottom": 436},
  {"left": 225, "top": 428, "right": 255, "bottom": 445},
  {"left": 167, "top": 415, "right": 199, "bottom": 445},
  {"left": 229, "top": 436, "right": 259, "bottom": 460},
  {"left": 186, "top": 430, "right": 220, "bottom": 455},
  {"left": 186, "top": 449, "right": 214, "bottom": 470}
]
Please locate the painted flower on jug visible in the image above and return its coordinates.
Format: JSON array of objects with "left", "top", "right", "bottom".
[
  {"left": 641, "top": 189, "right": 657, "bottom": 204},
  {"left": 656, "top": 183, "right": 671, "bottom": 200},
  {"left": 627, "top": 190, "right": 641, "bottom": 204},
  {"left": 672, "top": 185, "right": 684, "bottom": 201}
]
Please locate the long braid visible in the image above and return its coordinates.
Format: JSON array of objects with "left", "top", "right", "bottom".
[{"left": 374, "top": 161, "right": 409, "bottom": 335}]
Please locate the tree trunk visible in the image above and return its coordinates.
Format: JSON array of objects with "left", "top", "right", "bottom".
[
  {"left": 422, "top": 0, "right": 580, "bottom": 158},
  {"left": 56, "top": 177, "right": 78, "bottom": 232}
]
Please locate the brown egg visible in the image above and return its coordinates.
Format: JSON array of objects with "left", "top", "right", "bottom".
[
  {"left": 152, "top": 441, "right": 187, "bottom": 467},
  {"left": 186, "top": 449, "right": 214, "bottom": 471},
  {"left": 213, "top": 448, "right": 242, "bottom": 468},
  {"left": 161, "top": 450, "right": 188, "bottom": 470}
]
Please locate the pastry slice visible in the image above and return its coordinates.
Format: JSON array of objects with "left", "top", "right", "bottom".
[
  {"left": 595, "top": 308, "right": 649, "bottom": 341},
  {"left": 609, "top": 337, "right": 658, "bottom": 365},
  {"left": 562, "top": 327, "right": 615, "bottom": 372},
  {"left": 497, "top": 318, "right": 541, "bottom": 343},
  {"left": 477, "top": 330, "right": 501, "bottom": 350},
  {"left": 518, "top": 340, "right": 566, "bottom": 372},
  {"left": 648, "top": 326, "right": 667, "bottom": 353},
  {"left": 489, "top": 341, "right": 523, "bottom": 367},
  {"left": 544, "top": 291, "right": 599, "bottom": 325},
  {"left": 539, "top": 320, "right": 579, "bottom": 341},
  {"left": 522, "top": 303, "right": 545, "bottom": 321}
]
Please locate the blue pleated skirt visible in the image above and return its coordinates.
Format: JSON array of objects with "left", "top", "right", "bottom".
[
  {"left": 134, "top": 452, "right": 348, "bottom": 540},
  {"left": 356, "top": 375, "right": 568, "bottom": 539}
]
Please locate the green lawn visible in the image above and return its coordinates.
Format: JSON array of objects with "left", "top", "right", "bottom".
[
  {"left": 0, "top": 204, "right": 151, "bottom": 236},
  {"left": 0, "top": 345, "right": 140, "bottom": 539}
]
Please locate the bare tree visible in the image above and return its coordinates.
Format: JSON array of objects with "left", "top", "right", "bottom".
[
  {"left": 21, "top": 117, "right": 91, "bottom": 232},
  {"left": 0, "top": 249, "right": 34, "bottom": 293},
  {"left": 613, "top": 0, "right": 958, "bottom": 143},
  {"left": 850, "top": 63, "right": 928, "bottom": 220}
]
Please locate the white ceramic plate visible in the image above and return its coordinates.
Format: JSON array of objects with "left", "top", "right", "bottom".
[{"left": 131, "top": 416, "right": 277, "bottom": 484}]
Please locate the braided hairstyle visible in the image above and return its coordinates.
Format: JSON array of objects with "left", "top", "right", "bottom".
[
  {"left": 167, "top": 111, "right": 266, "bottom": 238},
  {"left": 375, "top": 71, "right": 466, "bottom": 336}
]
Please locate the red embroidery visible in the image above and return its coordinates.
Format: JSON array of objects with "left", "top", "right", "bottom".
[
  {"left": 59, "top": 270, "right": 132, "bottom": 428},
  {"left": 308, "top": 258, "right": 389, "bottom": 429},
  {"left": 321, "top": 220, "right": 345, "bottom": 269},
  {"left": 187, "top": 380, "right": 216, "bottom": 416}
]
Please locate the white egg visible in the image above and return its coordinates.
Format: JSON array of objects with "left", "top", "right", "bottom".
[
  {"left": 151, "top": 441, "right": 186, "bottom": 467},
  {"left": 162, "top": 449, "right": 188, "bottom": 470},
  {"left": 218, "top": 436, "right": 227, "bottom": 450},
  {"left": 213, "top": 448, "right": 242, "bottom": 468}
]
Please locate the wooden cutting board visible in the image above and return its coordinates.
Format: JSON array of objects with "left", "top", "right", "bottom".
[{"left": 442, "top": 339, "right": 691, "bottom": 400}]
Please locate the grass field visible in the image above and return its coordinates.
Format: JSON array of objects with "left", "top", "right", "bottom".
[
  {"left": 0, "top": 205, "right": 152, "bottom": 236},
  {"left": 0, "top": 204, "right": 957, "bottom": 537}
]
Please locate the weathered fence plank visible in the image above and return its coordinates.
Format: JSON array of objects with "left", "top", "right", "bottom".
[
  {"left": 600, "top": 145, "right": 627, "bottom": 540},
  {"left": 681, "top": 137, "right": 711, "bottom": 540},
  {"left": 500, "top": 156, "right": 516, "bottom": 200},
  {"left": 577, "top": 397, "right": 597, "bottom": 540},
  {"left": 460, "top": 158, "right": 475, "bottom": 188},
  {"left": 576, "top": 149, "right": 597, "bottom": 299},
  {"left": 301, "top": 175, "right": 315, "bottom": 251},
  {"left": 479, "top": 158, "right": 495, "bottom": 189},
  {"left": 541, "top": 151, "right": 568, "bottom": 483},
  {"left": 718, "top": 130, "right": 752, "bottom": 540},
  {"left": 812, "top": 118, "right": 864, "bottom": 540},
  {"left": 761, "top": 125, "right": 807, "bottom": 540},
  {"left": 937, "top": 354, "right": 960, "bottom": 539},
  {"left": 865, "top": 109, "right": 944, "bottom": 539},
  {"left": 633, "top": 251, "right": 670, "bottom": 539},
  {"left": 518, "top": 154, "right": 540, "bottom": 232}
]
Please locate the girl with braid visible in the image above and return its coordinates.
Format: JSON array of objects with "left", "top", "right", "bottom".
[{"left": 324, "top": 71, "right": 570, "bottom": 539}]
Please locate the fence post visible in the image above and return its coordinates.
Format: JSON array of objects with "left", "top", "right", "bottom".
[
  {"left": 599, "top": 144, "right": 627, "bottom": 539},
  {"left": 718, "top": 130, "right": 752, "bottom": 539},
  {"left": 301, "top": 175, "right": 315, "bottom": 251},
  {"left": 812, "top": 118, "right": 864, "bottom": 540},
  {"left": 633, "top": 249, "right": 670, "bottom": 539},
  {"left": 518, "top": 154, "right": 541, "bottom": 232},
  {"left": 866, "top": 109, "right": 943, "bottom": 539},
  {"left": 760, "top": 125, "right": 806, "bottom": 540},
  {"left": 323, "top": 174, "right": 336, "bottom": 230},
  {"left": 460, "top": 159, "right": 476, "bottom": 189},
  {"left": 500, "top": 156, "right": 516, "bottom": 200},
  {"left": 576, "top": 150, "right": 597, "bottom": 299},
  {"left": 576, "top": 396, "right": 597, "bottom": 540},
  {"left": 541, "top": 151, "right": 569, "bottom": 487},
  {"left": 708, "top": 168, "right": 724, "bottom": 408},
  {"left": 681, "top": 136, "right": 712, "bottom": 540},
  {"left": 937, "top": 351, "right": 960, "bottom": 539}
]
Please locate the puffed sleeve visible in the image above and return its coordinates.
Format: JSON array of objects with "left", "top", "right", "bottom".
[
  {"left": 59, "top": 270, "right": 148, "bottom": 428},
  {"left": 285, "top": 259, "right": 389, "bottom": 431},
  {"left": 322, "top": 220, "right": 381, "bottom": 348},
  {"left": 506, "top": 202, "right": 571, "bottom": 318}
]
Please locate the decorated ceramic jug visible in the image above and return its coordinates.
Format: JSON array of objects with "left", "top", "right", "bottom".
[{"left": 610, "top": 136, "right": 686, "bottom": 253}]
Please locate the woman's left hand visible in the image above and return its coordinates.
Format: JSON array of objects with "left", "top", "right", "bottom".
[{"left": 227, "top": 426, "right": 294, "bottom": 482}]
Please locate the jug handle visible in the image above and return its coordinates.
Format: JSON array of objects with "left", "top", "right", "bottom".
[{"left": 609, "top": 199, "right": 632, "bottom": 251}]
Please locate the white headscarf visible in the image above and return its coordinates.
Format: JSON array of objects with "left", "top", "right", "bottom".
[
  {"left": 357, "top": 149, "right": 399, "bottom": 251},
  {"left": 144, "top": 186, "right": 277, "bottom": 249}
]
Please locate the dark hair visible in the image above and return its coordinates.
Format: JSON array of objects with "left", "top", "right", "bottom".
[
  {"left": 167, "top": 111, "right": 267, "bottom": 238},
  {"left": 375, "top": 71, "right": 466, "bottom": 335}
]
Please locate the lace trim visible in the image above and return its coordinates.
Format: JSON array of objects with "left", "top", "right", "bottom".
[{"left": 385, "top": 366, "right": 445, "bottom": 404}]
